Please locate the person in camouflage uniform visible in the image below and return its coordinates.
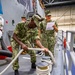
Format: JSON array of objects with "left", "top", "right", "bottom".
[
  {"left": 40, "top": 10, "right": 58, "bottom": 54},
  {"left": 11, "top": 15, "right": 49, "bottom": 75},
  {"left": 31, "top": 14, "right": 44, "bottom": 37}
]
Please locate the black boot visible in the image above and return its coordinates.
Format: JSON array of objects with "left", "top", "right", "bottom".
[
  {"left": 31, "top": 63, "right": 36, "bottom": 69},
  {"left": 14, "top": 70, "right": 19, "bottom": 75}
]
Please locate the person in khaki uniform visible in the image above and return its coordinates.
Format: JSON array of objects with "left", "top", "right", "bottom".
[
  {"left": 11, "top": 15, "right": 49, "bottom": 75},
  {"left": 40, "top": 10, "right": 58, "bottom": 54}
]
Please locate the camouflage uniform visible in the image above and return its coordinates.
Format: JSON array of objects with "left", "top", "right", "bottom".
[
  {"left": 40, "top": 19, "right": 58, "bottom": 53},
  {"left": 11, "top": 21, "right": 40, "bottom": 70},
  {"left": 31, "top": 14, "right": 44, "bottom": 44}
]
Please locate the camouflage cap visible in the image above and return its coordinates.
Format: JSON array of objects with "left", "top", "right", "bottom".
[
  {"left": 33, "top": 14, "right": 45, "bottom": 21},
  {"left": 34, "top": 14, "right": 41, "bottom": 20},
  {"left": 21, "top": 14, "right": 26, "bottom": 18},
  {"left": 45, "top": 10, "right": 51, "bottom": 16},
  {"left": 47, "top": 13, "right": 51, "bottom": 16}
]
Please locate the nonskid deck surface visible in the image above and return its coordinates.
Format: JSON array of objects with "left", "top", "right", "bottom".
[{"left": 0, "top": 54, "right": 37, "bottom": 75}]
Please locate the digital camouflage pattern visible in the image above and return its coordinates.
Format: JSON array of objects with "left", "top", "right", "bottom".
[
  {"left": 11, "top": 21, "right": 40, "bottom": 70},
  {"left": 40, "top": 19, "right": 58, "bottom": 54},
  {"left": 32, "top": 14, "right": 42, "bottom": 29},
  {"left": 45, "top": 10, "right": 51, "bottom": 16},
  {"left": 31, "top": 14, "right": 44, "bottom": 38}
]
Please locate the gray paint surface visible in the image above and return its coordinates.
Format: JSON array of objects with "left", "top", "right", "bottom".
[
  {"left": 0, "top": 54, "right": 36, "bottom": 75},
  {"left": 1, "top": 0, "right": 29, "bottom": 46},
  {"left": 1, "top": 0, "right": 45, "bottom": 46}
]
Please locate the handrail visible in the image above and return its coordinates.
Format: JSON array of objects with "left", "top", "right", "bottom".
[{"left": 64, "top": 31, "right": 75, "bottom": 75}]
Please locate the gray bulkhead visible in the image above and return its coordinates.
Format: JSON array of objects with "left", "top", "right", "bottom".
[{"left": 1, "top": 0, "right": 33, "bottom": 46}]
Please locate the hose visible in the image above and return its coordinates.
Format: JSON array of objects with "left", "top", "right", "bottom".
[{"left": 0, "top": 50, "right": 12, "bottom": 57}]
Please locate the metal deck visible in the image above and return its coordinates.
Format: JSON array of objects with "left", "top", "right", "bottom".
[{"left": 0, "top": 54, "right": 38, "bottom": 75}]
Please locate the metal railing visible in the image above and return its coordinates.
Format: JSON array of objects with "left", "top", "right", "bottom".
[
  {"left": 52, "top": 30, "right": 75, "bottom": 75},
  {"left": 64, "top": 31, "right": 75, "bottom": 75}
]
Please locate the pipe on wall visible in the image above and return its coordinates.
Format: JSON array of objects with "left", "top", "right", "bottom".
[{"left": 44, "top": 1, "right": 75, "bottom": 7}]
